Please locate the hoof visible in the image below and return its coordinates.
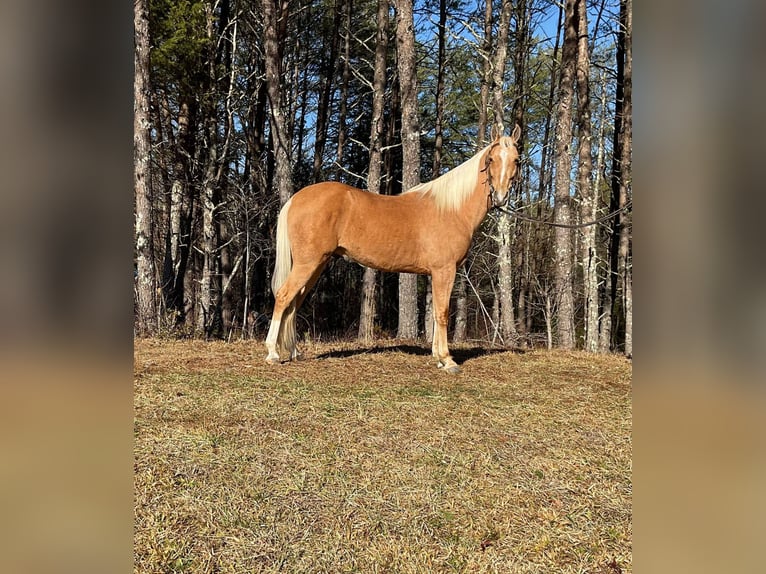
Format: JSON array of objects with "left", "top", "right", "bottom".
[
  {"left": 265, "top": 355, "right": 281, "bottom": 365},
  {"left": 437, "top": 361, "right": 462, "bottom": 374}
]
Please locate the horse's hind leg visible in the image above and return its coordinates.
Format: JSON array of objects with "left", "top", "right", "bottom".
[
  {"left": 265, "top": 312, "right": 288, "bottom": 364},
  {"left": 283, "top": 261, "right": 328, "bottom": 360},
  {"left": 265, "top": 261, "right": 327, "bottom": 363}
]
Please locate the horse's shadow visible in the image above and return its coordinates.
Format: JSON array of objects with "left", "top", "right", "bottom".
[{"left": 315, "top": 343, "right": 523, "bottom": 365}]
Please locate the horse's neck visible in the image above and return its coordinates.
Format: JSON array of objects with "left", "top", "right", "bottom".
[
  {"left": 462, "top": 150, "right": 492, "bottom": 230},
  {"left": 462, "top": 178, "right": 491, "bottom": 231}
]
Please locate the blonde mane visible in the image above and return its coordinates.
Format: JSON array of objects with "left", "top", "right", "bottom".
[{"left": 404, "top": 144, "right": 491, "bottom": 213}]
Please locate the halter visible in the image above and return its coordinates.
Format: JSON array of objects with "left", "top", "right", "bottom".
[
  {"left": 480, "top": 146, "right": 493, "bottom": 205},
  {"left": 481, "top": 143, "right": 509, "bottom": 210}
]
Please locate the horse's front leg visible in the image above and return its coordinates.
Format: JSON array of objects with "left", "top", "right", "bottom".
[{"left": 431, "top": 267, "right": 461, "bottom": 374}]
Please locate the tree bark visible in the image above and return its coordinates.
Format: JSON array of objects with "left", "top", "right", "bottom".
[
  {"left": 294, "top": 39, "right": 310, "bottom": 173},
  {"left": 312, "top": 0, "right": 343, "bottom": 182},
  {"left": 592, "top": 67, "right": 609, "bottom": 350},
  {"left": 533, "top": 3, "right": 562, "bottom": 354},
  {"left": 493, "top": 0, "right": 518, "bottom": 345},
  {"left": 453, "top": 273, "right": 468, "bottom": 341},
  {"left": 456, "top": 0, "right": 492, "bottom": 343},
  {"left": 197, "top": 2, "right": 227, "bottom": 337},
  {"left": 161, "top": 95, "right": 195, "bottom": 327},
  {"left": 134, "top": 0, "right": 156, "bottom": 336},
  {"left": 383, "top": 76, "right": 400, "bottom": 197},
  {"left": 496, "top": 213, "right": 517, "bottom": 343},
  {"left": 394, "top": 0, "right": 420, "bottom": 340},
  {"left": 432, "top": 0, "right": 447, "bottom": 179},
  {"left": 477, "top": 0, "right": 493, "bottom": 147},
  {"left": 335, "top": 0, "right": 352, "bottom": 175},
  {"left": 512, "top": 0, "right": 530, "bottom": 341},
  {"left": 620, "top": 0, "right": 632, "bottom": 357},
  {"left": 262, "top": 0, "right": 293, "bottom": 206},
  {"left": 358, "top": 0, "right": 389, "bottom": 343},
  {"left": 491, "top": 0, "right": 513, "bottom": 130},
  {"left": 552, "top": 0, "right": 579, "bottom": 349},
  {"left": 603, "top": 0, "right": 632, "bottom": 354},
  {"left": 575, "top": 0, "right": 597, "bottom": 352},
  {"left": 538, "top": 3, "right": 562, "bottom": 211}
]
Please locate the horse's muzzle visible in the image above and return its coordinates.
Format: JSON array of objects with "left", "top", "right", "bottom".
[{"left": 491, "top": 187, "right": 511, "bottom": 208}]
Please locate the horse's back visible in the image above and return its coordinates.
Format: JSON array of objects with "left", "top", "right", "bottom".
[
  {"left": 291, "top": 182, "right": 374, "bottom": 220},
  {"left": 289, "top": 181, "right": 408, "bottom": 224}
]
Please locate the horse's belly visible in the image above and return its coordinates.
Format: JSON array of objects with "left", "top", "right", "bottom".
[{"left": 336, "top": 245, "right": 428, "bottom": 275}]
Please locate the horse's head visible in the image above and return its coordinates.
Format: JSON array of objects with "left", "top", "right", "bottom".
[{"left": 484, "top": 123, "right": 522, "bottom": 208}]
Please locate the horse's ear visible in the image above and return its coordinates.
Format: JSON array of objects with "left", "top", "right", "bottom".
[
  {"left": 490, "top": 123, "right": 504, "bottom": 141},
  {"left": 511, "top": 123, "right": 521, "bottom": 143}
]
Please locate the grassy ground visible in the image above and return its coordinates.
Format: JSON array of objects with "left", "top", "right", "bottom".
[{"left": 134, "top": 338, "right": 631, "bottom": 573}]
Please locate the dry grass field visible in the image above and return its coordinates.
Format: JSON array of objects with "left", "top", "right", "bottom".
[{"left": 134, "top": 338, "right": 631, "bottom": 573}]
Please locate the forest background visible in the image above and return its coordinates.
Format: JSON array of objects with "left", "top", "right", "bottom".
[{"left": 133, "top": 0, "right": 633, "bottom": 355}]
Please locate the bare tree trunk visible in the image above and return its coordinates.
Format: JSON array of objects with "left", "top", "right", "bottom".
[
  {"left": 603, "top": 0, "right": 631, "bottom": 353},
  {"left": 424, "top": 285, "right": 435, "bottom": 344},
  {"left": 394, "top": 0, "right": 420, "bottom": 340},
  {"left": 512, "top": 0, "right": 530, "bottom": 341},
  {"left": 197, "top": 167, "right": 219, "bottom": 336},
  {"left": 134, "top": 0, "right": 157, "bottom": 336},
  {"left": 335, "top": 0, "right": 352, "bottom": 174},
  {"left": 544, "top": 289, "right": 553, "bottom": 350},
  {"left": 491, "top": 0, "right": 512, "bottom": 129},
  {"left": 492, "top": 0, "right": 518, "bottom": 345},
  {"left": 625, "top": 264, "right": 632, "bottom": 357},
  {"left": 220, "top": 223, "right": 236, "bottom": 335},
  {"left": 161, "top": 97, "right": 194, "bottom": 326},
  {"left": 496, "top": 214, "right": 517, "bottom": 343},
  {"left": 383, "top": 77, "right": 400, "bottom": 197},
  {"left": 252, "top": 59, "right": 269, "bottom": 161},
  {"left": 453, "top": 271, "right": 468, "bottom": 341},
  {"left": 538, "top": 4, "right": 562, "bottom": 209},
  {"left": 517, "top": 283, "right": 527, "bottom": 340},
  {"left": 491, "top": 285, "right": 500, "bottom": 343},
  {"left": 197, "top": 3, "right": 224, "bottom": 337},
  {"left": 312, "top": 1, "right": 342, "bottom": 182},
  {"left": 591, "top": 68, "right": 609, "bottom": 351},
  {"left": 294, "top": 45, "right": 310, "bottom": 173},
  {"left": 575, "top": 0, "right": 597, "bottom": 352},
  {"left": 619, "top": 0, "right": 632, "bottom": 357},
  {"left": 358, "top": 0, "right": 389, "bottom": 343},
  {"left": 197, "top": 1, "right": 238, "bottom": 337},
  {"left": 477, "top": 0, "right": 493, "bottom": 146},
  {"left": 456, "top": 0, "right": 492, "bottom": 343},
  {"left": 197, "top": 134, "right": 220, "bottom": 336},
  {"left": 432, "top": 0, "right": 447, "bottom": 179},
  {"left": 532, "top": 4, "right": 562, "bottom": 343},
  {"left": 552, "top": 0, "right": 579, "bottom": 349},
  {"left": 262, "top": 0, "right": 293, "bottom": 205}
]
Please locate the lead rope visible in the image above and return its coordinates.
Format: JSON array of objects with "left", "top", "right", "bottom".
[
  {"left": 494, "top": 199, "right": 632, "bottom": 229},
  {"left": 482, "top": 149, "right": 630, "bottom": 229}
]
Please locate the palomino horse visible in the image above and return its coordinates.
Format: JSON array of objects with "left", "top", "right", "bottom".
[{"left": 265, "top": 124, "right": 521, "bottom": 373}]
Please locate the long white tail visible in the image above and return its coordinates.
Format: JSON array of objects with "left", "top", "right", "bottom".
[
  {"left": 271, "top": 199, "right": 296, "bottom": 357},
  {"left": 272, "top": 199, "right": 293, "bottom": 295}
]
